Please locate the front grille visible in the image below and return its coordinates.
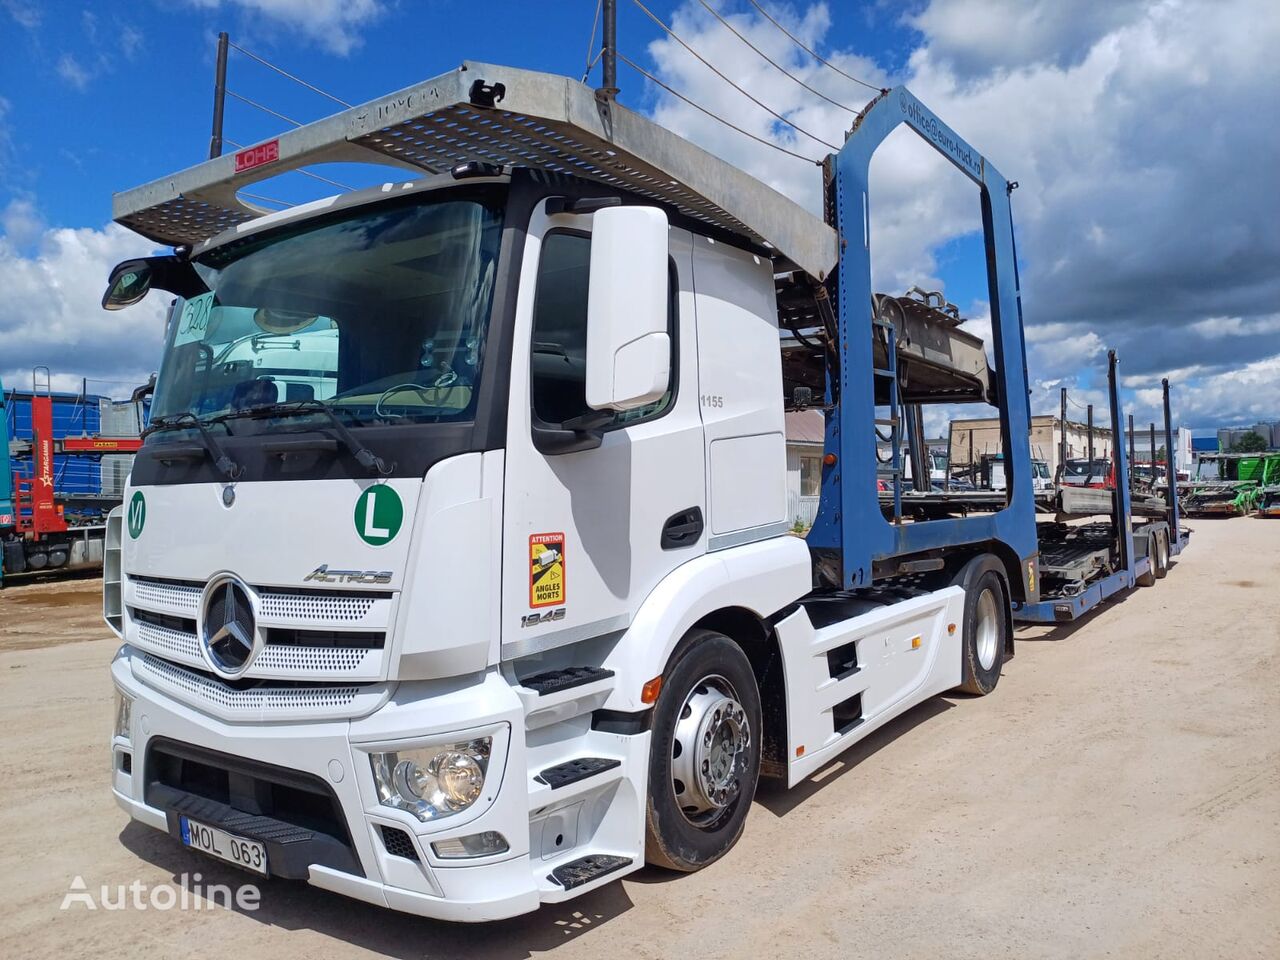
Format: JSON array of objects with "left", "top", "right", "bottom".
[
  {"left": 125, "top": 575, "right": 393, "bottom": 683},
  {"left": 258, "top": 589, "right": 380, "bottom": 623},
  {"left": 130, "top": 576, "right": 391, "bottom": 628},
  {"left": 135, "top": 654, "right": 375, "bottom": 721},
  {"left": 133, "top": 577, "right": 201, "bottom": 615}
]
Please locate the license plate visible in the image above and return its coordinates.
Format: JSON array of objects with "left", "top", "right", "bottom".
[{"left": 180, "top": 816, "right": 269, "bottom": 876}]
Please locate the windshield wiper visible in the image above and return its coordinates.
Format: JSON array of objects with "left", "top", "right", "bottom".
[
  {"left": 222, "top": 401, "right": 395, "bottom": 476},
  {"left": 144, "top": 413, "right": 243, "bottom": 481}
]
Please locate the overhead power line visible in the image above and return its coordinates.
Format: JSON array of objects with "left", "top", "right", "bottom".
[
  {"left": 238, "top": 191, "right": 294, "bottom": 208},
  {"left": 583, "top": 0, "right": 604, "bottom": 83},
  {"left": 228, "top": 40, "right": 353, "bottom": 108},
  {"left": 698, "top": 0, "right": 858, "bottom": 115},
  {"left": 630, "top": 0, "right": 840, "bottom": 151},
  {"left": 618, "top": 52, "right": 820, "bottom": 165},
  {"left": 226, "top": 89, "right": 303, "bottom": 128},
  {"left": 746, "top": 0, "right": 883, "bottom": 94}
]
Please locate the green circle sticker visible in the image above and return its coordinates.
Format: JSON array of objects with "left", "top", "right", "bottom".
[
  {"left": 127, "top": 491, "right": 146, "bottom": 539},
  {"left": 354, "top": 485, "right": 403, "bottom": 547}
]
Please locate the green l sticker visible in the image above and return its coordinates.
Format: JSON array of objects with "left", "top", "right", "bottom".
[
  {"left": 127, "top": 491, "right": 146, "bottom": 539},
  {"left": 354, "top": 485, "right": 403, "bottom": 546}
]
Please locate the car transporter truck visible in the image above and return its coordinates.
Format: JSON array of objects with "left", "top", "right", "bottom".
[{"left": 100, "top": 58, "right": 1187, "bottom": 921}]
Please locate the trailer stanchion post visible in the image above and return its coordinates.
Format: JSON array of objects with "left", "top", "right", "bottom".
[
  {"left": 1059, "top": 386, "right": 1068, "bottom": 486},
  {"left": 1163, "top": 378, "right": 1181, "bottom": 542},
  {"left": 1149, "top": 422, "right": 1156, "bottom": 486},
  {"left": 1129, "top": 413, "right": 1136, "bottom": 489},
  {"left": 1087, "top": 404, "right": 1094, "bottom": 485}
]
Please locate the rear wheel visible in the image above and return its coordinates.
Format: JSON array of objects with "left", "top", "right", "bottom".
[
  {"left": 1153, "top": 530, "right": 1170, "bottom": 579},
  {"left": 953, "top": 559, "right": 1008, "bottom": 696},
  {"left": 644, "top": 631, "right": 762, "bottom": 872}
]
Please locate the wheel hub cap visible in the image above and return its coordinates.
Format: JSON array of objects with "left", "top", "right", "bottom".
[
  {"left": 975, "top": 588, "right": 1000, "bottom": 671},
  {"left": 671, "top": 677, "right": 751, "bottom": 823}
]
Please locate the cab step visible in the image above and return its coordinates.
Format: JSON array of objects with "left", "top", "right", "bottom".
[
  {"left": 520, "top": 666, "right": 614, "bottom": 695},
  {"left": 548, "top": 854, "right": 633, "bottom": 890},
  {"left": 535, "top": 757, "right": 621, "bottom": 789}
]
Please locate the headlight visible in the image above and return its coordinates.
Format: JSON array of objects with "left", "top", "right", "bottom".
[
  {"left": 113, "top": 690, "right": 133, "bottom": 741},
  {"left": 370, "top": 738, "right": 491, "bottom": 822}
]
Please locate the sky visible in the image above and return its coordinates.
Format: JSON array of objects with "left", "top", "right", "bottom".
[{"left": 1, "top": 0, "right": 1278, "bottom": 435}]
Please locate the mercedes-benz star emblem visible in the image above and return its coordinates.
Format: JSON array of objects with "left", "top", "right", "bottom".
[{"left": 198, "top": 575, "right": 260, "bottom": 679}]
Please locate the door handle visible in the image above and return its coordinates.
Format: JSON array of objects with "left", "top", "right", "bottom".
[{"left": 661, "top": 507, "right": 704, "bottom": 549}]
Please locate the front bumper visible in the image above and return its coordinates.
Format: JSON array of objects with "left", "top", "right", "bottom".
[{"left": 111, "top": 648, "right": 647, "bottom": 922}]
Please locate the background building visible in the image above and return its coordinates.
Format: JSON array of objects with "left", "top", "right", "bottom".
[
  {"left": 948, "top": 415, "right": 1114, "bottom": 482},
  {"left": 785, "top": 410, "right": 824, "bottom": 528}
]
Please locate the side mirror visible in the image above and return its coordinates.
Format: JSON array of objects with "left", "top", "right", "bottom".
[
  {"left": 584, "top": 206, "right": 670, "bottom": 411},
  {"left": 102, "top": 255, "right": 208, "bottom": 311},
  {"left": 102, "top": 260, "right": 153, "bottom": 310}
]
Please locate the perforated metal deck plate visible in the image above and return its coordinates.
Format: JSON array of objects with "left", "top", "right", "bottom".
[{"left": 113, "top": 61, "right": 838, "bottom": 278}]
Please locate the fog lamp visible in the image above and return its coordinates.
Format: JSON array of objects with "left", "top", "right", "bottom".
[{"left": 431, "top": 831, "right": 510, "bottom": 860}]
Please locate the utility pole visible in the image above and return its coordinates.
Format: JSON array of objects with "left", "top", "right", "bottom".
[{"left": 209, "top": 31, "right": 229, "bottom": 159}]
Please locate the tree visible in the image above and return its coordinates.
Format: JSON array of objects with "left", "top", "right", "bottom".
[{"left": 1229, "top": 431, "right": 1268, "bottom": 453}]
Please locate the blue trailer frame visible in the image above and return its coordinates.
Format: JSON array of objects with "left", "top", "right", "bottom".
[
  {"left": 1012, "top": 352, "right": 1188, "bottom": 623},
  {"left": 808, "top": 87, "right": 1041, "bottom": 600}
]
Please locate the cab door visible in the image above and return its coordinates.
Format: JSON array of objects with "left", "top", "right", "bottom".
[{"left": 500, "top": 200, "right": 703, "bottom": 655}]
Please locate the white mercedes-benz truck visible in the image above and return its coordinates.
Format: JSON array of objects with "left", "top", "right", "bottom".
[{"left": 103, "top": 61, "right": 1051, "bottom": 921}]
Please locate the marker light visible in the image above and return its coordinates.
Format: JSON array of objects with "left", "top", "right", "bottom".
[
  {"left": 113, "top": 690, "right": 133, "bottom": 741},
  {"left": 641, "top": 676, "right": 663, "bottom": 704}
]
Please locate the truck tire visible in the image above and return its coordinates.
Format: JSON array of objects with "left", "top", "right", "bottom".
[
  {"left": 952, "top": 557, "right": 1008, "bottom": 696},
  {"left": 644, "top": 630, "right": 762, "bottom": 872},
  {"left": 1136, "top": 544, "right": 1157, "bottom": 587},
  {"left": 1153, "top": 529, "right": 1169, "bottom": 579}
]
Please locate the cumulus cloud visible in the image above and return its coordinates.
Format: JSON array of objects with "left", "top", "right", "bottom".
[
  {"left": 184, "top": 0, "right": 385, "bottom": 56},
  {"left": 56, "top": 54, "right": 92, "bottom": 91},
  {"left": 637, "top": 0, "right": 1280, "bottom": 429},
  {"left": 0, "top": 206, "right": 166, "bottom": 395},
  {"left": 1, "top": 0, "right": 39, "bottom": 30}
]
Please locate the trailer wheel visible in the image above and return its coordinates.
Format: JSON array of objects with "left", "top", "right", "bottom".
[
  {"left": 1153, "top": 530, "right": 1169, "bottom": 579},
  {"left": 644, "top": 630, "right": 762, "bottom": 872},
  {"left": 952, "top": 558, "right": 1008, "bottom": 696},
  {"left": 1136, "top": 545, "right": 1157, "bottom": 588}
]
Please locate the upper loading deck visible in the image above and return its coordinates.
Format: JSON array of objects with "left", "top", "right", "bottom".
[{"left": 113, "top": 60, "right": 839, "bottom": 280}]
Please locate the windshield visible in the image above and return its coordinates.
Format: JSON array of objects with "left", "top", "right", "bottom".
[{"left": 151, "top": 194, "right": 503, "bottom": 427}]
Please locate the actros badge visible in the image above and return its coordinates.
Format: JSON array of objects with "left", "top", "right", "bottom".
[{"left": 304, "top": 564, "right": 393, "bottom": 585}]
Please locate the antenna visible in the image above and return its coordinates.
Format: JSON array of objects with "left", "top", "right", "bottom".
[
  {"left": 209, "top": 31, "right": 229, "bottom": 159},
  {"left": 601, "top": 0, "right": 619, "bottom": 99}
]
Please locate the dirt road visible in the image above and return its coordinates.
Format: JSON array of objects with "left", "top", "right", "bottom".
[{"left": 1, "top": 517, "right": 1276, "bottom": 959}]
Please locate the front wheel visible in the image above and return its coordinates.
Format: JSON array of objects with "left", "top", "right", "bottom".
[{"left": 644, "top": 631, "right": 762, "bottom": 872}]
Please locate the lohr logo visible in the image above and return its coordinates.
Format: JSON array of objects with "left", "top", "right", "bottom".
[
  {"left": 127, "top": 491, "right": 146, "bottom": 539},
  {"left": 354, "top": 485, "right": 403, "bottom": 547}
]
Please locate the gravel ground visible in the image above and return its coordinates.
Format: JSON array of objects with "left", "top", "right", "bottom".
[{"left": 0, "top": 516, "right": 1276, "bottom": 959}]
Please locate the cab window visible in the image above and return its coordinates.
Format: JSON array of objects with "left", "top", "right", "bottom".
[{"left": 530, "top": 230, "right": 675, "bottom": 429}]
